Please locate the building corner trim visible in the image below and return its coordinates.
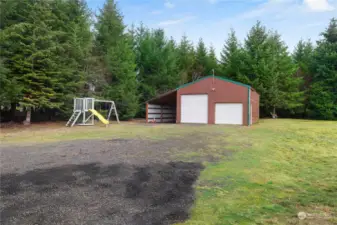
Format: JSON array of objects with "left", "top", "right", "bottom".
[{"left": 248, "top": 87, "right": 251, "bottom": 126}]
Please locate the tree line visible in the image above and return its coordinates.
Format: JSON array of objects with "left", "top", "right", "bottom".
[{"left": 0, "top": 0, "right": 336, "bottom": 124}]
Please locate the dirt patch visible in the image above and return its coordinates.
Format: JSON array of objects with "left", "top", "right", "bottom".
[
  {"left": 0, "top": 134, "right": 231, "bottom": 224},
  {"left": 0, "top": 162, "right": 203, "bottom": 225}
]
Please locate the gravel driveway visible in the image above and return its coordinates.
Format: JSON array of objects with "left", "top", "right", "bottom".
[{"left": 0, "top": 138, "right": 206, "bottom": 225}]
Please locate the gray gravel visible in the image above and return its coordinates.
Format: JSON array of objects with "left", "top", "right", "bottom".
[{"left": 0, "top": 138, "right": 207, "bottom": 225}]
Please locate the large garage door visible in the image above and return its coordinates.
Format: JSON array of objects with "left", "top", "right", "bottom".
[
  {"left": 215, "top": 103, "right": 243, "bottom": 125},
  {"left": 181, "top": 95, "right": 208, "bottom": 124}
]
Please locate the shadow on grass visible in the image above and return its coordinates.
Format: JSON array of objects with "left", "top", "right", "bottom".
[{"left": 1, "top": 162, "right": 203, "bottom": 225}]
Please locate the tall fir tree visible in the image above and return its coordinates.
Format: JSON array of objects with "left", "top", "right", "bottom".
[
  {"left": 322, "top": 18, "right": 337, "bottom": 43},
  {"left": 293, "top": 40, "right": 314, "bottom": 74},
  {"left": 207, "top": 45, "right": 218, "bottom": 75},
  {"left": 193, "top": 38, "right": 208, "bottom": 80},
  {"left": 309, "top": 18, "right": 337, "bottom": 120},
  {"left": 95, "top": 0, "right": 124, "bottom": 55},
  {"left": 1, "top": 0, "right": 30, "bottom": 118},
  {"left": 0, "top": 60, "right": 10, "bottom": 107},
  {"left": 51, "top": 0, "right": 93, "bottom": 110},
  {"left": 1, "top": 0, "right": 93, "bottom": 122},
  {"left": 242, "top": 22, "right": 302, "bottom": 116},
  {"left": 220, "top": 28, "right": 244, "bottom": 80},
  {"left": 0, "top": 59, "right": 22, "bottom": 109},
  {"left": 134, "top": 26, "right": 180, "bottom": 116},
  {"left": 1, "top": 0, "right": 64, "bottom": 124},
  {"left": 95, "top": 0, "right": 138, "bottom": 120},
  {"left": 262, "top": 32, "right": 303, "bottom": 116},
  {"left": 166, "top": 37, "right": 180, "bottom": 86},
  {"left": 104, "top": 38, "right": 139, "bottom": 119},
  {"left": 177, "top": 35, "right": 195, "bottom": 84},
  {"left": 293, "top": 39, "right": 314, "bottom": 117},
  {"left": 243, "top": 21, "right": 270, "bottom": 84}
]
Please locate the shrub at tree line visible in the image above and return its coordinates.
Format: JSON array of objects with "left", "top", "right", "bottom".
[{"left": 0, "top": 0, "right": 336, "bottom": 124}]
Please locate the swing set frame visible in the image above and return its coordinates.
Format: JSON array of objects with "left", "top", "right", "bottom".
[{"left": 66, "top": 98, "right": 120, "bottom": 127}]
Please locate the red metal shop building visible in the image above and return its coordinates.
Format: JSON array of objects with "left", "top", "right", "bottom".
[{"left": 146, "top": 75, "right": 259, "bottom": 126}]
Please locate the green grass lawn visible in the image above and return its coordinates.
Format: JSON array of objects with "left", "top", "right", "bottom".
[
  {"left": 178, "top": 120, "right": 337, "bottom": 225},
  {"left": 1, "top": 119, "right": 336, "bottom": 224}
]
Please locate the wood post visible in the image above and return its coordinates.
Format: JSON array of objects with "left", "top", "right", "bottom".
[
  {"left": 160, "top": 105, "right": 163, "bottom": 123},
  {"left": 146, "top": 103, "right": 148, "bottom": 123}
]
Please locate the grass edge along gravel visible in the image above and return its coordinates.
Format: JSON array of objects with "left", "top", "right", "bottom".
[{"left": 177, "top": 119, "right": 337, "bottom": 225}]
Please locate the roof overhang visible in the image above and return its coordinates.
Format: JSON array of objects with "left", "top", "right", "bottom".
[{"left": 146, "top": 89, "right": 177, "bottom": 105}]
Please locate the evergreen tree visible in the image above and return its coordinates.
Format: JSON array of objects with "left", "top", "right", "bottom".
[
  {"left": 243, "top": 21, "right": 269, "bottom": 84},
  {"left": 177, "top": 35, "right": 195, "bottom": 84},
  {"left": 104, "top": 38, "right": 138, "bottom": 119},
  {"left": 241, "top": 21, "right": 271, "bottom": 101},
  {"left": 207, "top": 45, "right": 218, "bottom": 75},
  {"left": 0, "top": 60, "right": 10, "bottom": 107},
  {"left": 1, "top": 0, "right": 28, "bottom": 118},
  {"left": 322, "top": 18, "right": 337, "bottom": 43},
  {"left": 0, "top": 59, "right": 22, "bottom": 109},
  {"left": 166, "top": 37, "right": 180, "bottom": 86},
  {"left": 242, "top": 22, "right": 302, "bottom": 116},
  {"left": 51, "top": 0, "right": 93, "bottom": 109},
  {"left": 220, "top": 28, "right": 244, "bottom": 80},
  {"left": 293, "top": 40, "right": 314, "bottom": 74},
  {"left": 262, "top": 33, "right": 303, "bottom": 116},
  {"left": 1, "top": 0, "right": 64, "bottom": 124},
  {"left": 95, "top": 0, "right": 138, "bottom": 120},
  {"left": 146, "top": 29, "right": 179, "bottom": 91},
  {"left": 193, "top": 38, "right": 208, "bottom": 80},
  {"left": 95, "top": 0, "right": 124, "bottom": 55},
  {"left": 309, "top": 18, "right": 337, "bottom": 120},
  {"left": 134, "top": 26, "right": 180, "bottom": 116},
  {"left": 1, "top": 0, "right": 93, "bottom": 122},
  {"left": 293, "top": 39, "right": 314, "bottom": 117}
]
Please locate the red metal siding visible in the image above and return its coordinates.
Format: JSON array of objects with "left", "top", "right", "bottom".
[
  {"left": 251, "top": 90, "right": 260, "bottom": 124},
  {"left": 176, "top": 77, "right": 249, "bottom": 125}
]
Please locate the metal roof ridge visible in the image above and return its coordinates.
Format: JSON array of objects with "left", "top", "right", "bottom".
[{"left": 176, "top": 75, "right": 251, "bottom": 90}]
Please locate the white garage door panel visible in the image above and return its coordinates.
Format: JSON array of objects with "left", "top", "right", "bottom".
[
  {"left": 215, "top": 103, "right": 243, "bottom": 125},
  {"left": 181, "top": 95, "right": 208, "bottom": 124}
]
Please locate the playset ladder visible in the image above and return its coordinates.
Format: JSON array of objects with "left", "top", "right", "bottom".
[{"left": 66, "top": 111, "right": 81, "bottom": 127}]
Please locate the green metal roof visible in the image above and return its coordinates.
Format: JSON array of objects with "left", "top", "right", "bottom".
[{"left": 176, "top": 75, "right": 251, "bottom": 90}]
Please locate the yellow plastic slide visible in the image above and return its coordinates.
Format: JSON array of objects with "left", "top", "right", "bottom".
[{"left": 88, "top": 109, "right": 109, "bottom": 125}]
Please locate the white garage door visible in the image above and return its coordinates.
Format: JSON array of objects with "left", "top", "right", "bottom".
[
  {"left": 215, "top": 103, "right": 243, "bottom": 125},
  {"left": 181, "top": 95, "right": 208, "bottom": 124}
]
